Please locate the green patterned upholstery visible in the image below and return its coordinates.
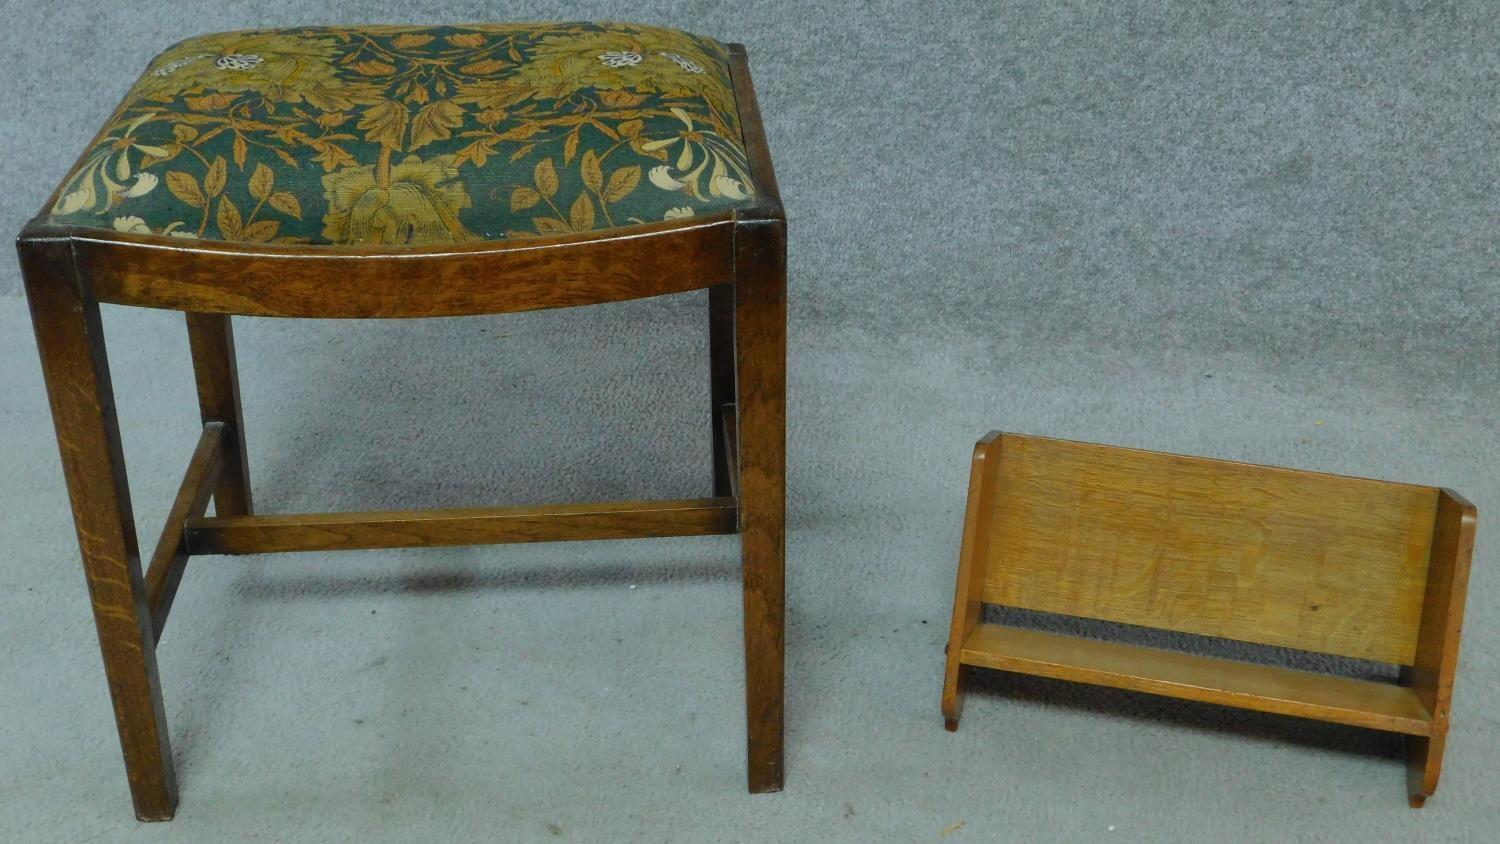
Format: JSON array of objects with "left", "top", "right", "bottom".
[{"left": 45, "top": 22, "right": 758, "bottom": 245}]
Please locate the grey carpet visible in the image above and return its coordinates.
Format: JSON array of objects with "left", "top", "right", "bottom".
[{"left": 2, "top": 1, "right": 1498, "bottom": 841}]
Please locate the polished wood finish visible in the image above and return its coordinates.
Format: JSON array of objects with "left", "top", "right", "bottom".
[
  {"left": 1403, "top": 489, "right": 1477, "bottom": 807},
  {"left": 982, "top": 435, "right": 1437, "bottom": 665},
  {"left": 19, "top": 45, "right": 786, "bottom": 817},
  {"left": 726, "top": 44, "right": 782, "bottom": 209},
  {"left": 144, "top": 423, "right": 225, "bottom": 641},
  {"left": 709, "top": 284, "right": 736, "bottom": 497},
  {"left": 186, "top": 497, "right": 737, "bottom": 555},
  {"left": 942, "top": 432, "right": 1476, "bottom": 806},
  {"left": 735, "top": 217, "right": 792, "bottom": 791},
  {"left": 719, "top": 403, "right": 741, "bottom": 499},
  {"left": 52, "top": 215, "right": 737, "bottom": 318},
  {"left": 184, "top": 314, "right": 251, "bottom": 516},
  {"left": 941, "top": 432, "right": 1002, "bottom": 732},
  {"left": 20, "top": 237, "right": 177, "bottom": 821},
  {"left": 726, "top": 41, "right": 787, "bottom": 795},
  {"left": 961, "top": 623, "right": 1433, "bottom": 736},
  {"left": 734, "top": 217, "right": 786, "bottom": 794}
]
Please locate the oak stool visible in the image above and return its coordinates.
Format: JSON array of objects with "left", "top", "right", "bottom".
[{"left": 19, "top": 23, "right": 785, "bottom": 820}]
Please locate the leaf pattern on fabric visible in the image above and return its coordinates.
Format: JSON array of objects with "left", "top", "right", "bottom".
[{"left": 47, "top": 22, "right": 757, "bottom": 245}]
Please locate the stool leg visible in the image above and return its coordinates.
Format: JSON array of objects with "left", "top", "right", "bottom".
[
  {"left": 185, "top": 313, "right": 252, "bottom": 516},
  {"left": 734, "top": 218, "right": 786, "bottom": 793},
  {"left": 21, "top": 241, "right": 178, "bottom": 821},
  {"left": 709, "top": 283, "right": 736, "bottom": 496}
]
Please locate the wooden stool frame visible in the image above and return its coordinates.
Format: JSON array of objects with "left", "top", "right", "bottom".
[
  {"left": 942, "top": 432, "right": 1476, "bottom": 807},
  {"left": 20, "top": 46, "right": 784, "bottom": 822}
]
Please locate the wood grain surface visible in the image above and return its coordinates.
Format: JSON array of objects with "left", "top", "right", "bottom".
[{"left": 982, "top": 434, "right": 1438, "bottom": 664}]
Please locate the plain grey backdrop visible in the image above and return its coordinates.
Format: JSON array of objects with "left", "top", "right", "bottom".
[{"left": 2, "top": 1, "right": 1497, "bottom": 841}]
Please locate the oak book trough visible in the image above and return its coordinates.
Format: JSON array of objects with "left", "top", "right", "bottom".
[{"left": 941, "top": 432, "right": 1476, "bottom": 807}]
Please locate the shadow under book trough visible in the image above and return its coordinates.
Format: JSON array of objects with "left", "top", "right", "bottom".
[{"left": 965, "top": 605, "right": 1405, "bottom": 760}]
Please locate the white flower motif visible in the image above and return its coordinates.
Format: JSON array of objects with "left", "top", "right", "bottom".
[
  {"left": 664, "top": 207, "right": 695, "bottom": 220},
  {"left": 52, "top": 111, "right": 170, "bottom": 215},
  {"left": 112, "top": 215, "right": 196, "bottom": 238},
  {"left": 112, "top": 215, "right": 151, "bottom": 234},
  {"left": 649, "top": 166, "right": 684, "bottom": 192},
  {"left": 214, "top": 54, "right": 264, "bottom": 71},
  {"left": 152, "top": 54, "right": 212, "bottom": 77},
  {"left": 54, "top": 190, "right": 92, "bottom": 215},
  {"left": 642, "top": 109, "right": 755, "bottom": 203},
  {"left": 598, "top": 51, "right": 643, "bottom": 68},
  {"left": 124, "top": 171, "right": 159, "bottom": 198},
  {"left": 658, "top": 52, "right": 705, "bottom": 74},
  {"left": 710, "top": 174, "right": 749, "bottom": 200}
]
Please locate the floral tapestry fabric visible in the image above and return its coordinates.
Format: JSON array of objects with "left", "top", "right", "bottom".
[{"left": 45, "top": 22, "right": 758, "bottom": 245}]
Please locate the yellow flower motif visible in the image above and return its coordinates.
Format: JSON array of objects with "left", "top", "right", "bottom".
[
  {"left": 134, "top": 31, "right": 354, "bottom": 105},
  {"left": 49, "top": 24, "right": 760, "bottom": 241},
  {"left": 321, "top": 153, "right": 477, "bottom": 244},
  {"left": 504, "top": 27, "right": 730, "bottom": 113},
  {"left": 643, "top": 108, "right": 754, "bottom": 203}
]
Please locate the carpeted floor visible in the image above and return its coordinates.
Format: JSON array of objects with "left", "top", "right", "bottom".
[{"left": 2, "top": 2, "right": 1497, "bottom": 841}]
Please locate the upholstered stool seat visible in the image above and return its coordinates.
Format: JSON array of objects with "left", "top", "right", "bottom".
[
  {"left": 48, "top": 22, "right": 761, "bottom": 244},
  {"left": 21, "top": 21, "right": 784, "bottom": 821}
]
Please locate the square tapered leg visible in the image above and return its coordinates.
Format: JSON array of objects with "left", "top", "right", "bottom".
[
  {"left": 734, "top": 218, "right": 787, "bottom": 793},
  {"left": 21, "top": 241, "right": 177, "bottom": 821}
]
